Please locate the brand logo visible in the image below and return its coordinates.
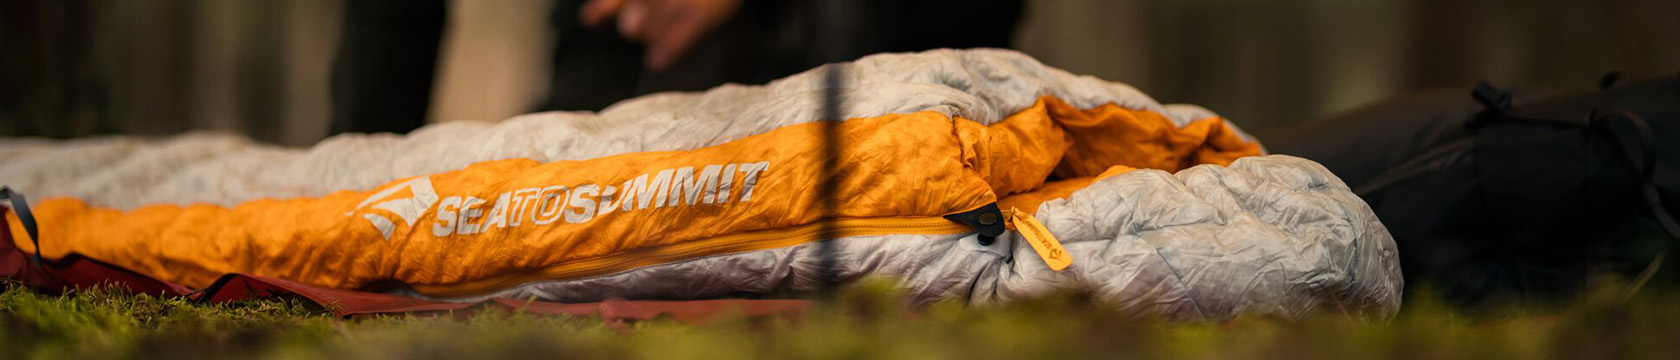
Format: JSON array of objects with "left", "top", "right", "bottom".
[
  {"left": 346, "top": 177, "right": 440, "bottom": 240},
  {"left": 346, "top": 161, "right": 770, "bottom": 240}
]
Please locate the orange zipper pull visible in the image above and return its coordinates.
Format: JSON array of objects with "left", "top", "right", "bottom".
[{"left": 1006, "top": 207, "right": 1071, "bottom": 271}]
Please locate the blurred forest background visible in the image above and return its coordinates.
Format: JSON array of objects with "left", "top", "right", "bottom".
[{"left": 2, "top": 0, "right": 1677, "bottom": 146}]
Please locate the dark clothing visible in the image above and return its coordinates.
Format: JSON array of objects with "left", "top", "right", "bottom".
[
  {"left": 330, "top": 0, "right": 447, "bottom": 135},
  {"left": 331, "top": 0, "right": 1023, "bottom": 135}
]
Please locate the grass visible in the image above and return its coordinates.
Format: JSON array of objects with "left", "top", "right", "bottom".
[{"left": 3, "top": 278, "right": 1678, "bottom": 360}]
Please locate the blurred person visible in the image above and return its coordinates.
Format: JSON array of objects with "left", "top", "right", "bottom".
[{"left": 331, "top": 0, "right": 1024, "bottom": 135}]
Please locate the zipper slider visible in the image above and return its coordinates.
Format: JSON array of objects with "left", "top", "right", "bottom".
[{"left": 943, "top": 203, "right": 1006, "bottom": 245}]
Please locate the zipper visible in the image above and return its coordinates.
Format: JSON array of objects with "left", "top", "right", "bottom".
[{"left": 408, "top": 215, "right": 982, "bottom": 298}]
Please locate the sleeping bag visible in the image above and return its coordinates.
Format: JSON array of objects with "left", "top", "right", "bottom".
[{"left": 0, "top": 49, "right": 1401, "bottom": 319}]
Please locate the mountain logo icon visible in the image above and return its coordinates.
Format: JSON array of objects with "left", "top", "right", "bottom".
[{"left": 346, "top": 177, "right": 439, "bottom": 240}]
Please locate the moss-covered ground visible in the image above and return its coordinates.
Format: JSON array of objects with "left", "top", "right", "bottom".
[{"left": 3, "top": 279, "right": 1677, "bottom": 359}]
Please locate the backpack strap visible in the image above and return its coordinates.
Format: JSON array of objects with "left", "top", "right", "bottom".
[
  {"left": 0, "top": 187, "right": 42, "bottom": 266},
  {"left": 1591, "top": 109, "right": 1680, "bottom": 239}
]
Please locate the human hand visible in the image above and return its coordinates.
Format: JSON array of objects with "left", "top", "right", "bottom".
[{"left": 580, "top": 0, "right": 743, "bottom": 71}]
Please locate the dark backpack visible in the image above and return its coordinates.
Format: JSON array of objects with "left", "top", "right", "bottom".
[{"left": 1268, "top": 74, "right": 1680, "bottom": 306}]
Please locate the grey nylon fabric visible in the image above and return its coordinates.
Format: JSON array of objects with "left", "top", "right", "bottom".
[
  {"left": 0, "top": 49, "right": 1396, "bottom": 318},
  {"left": 993, "top": 155, "right": 1400, "bottom": 318}
]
